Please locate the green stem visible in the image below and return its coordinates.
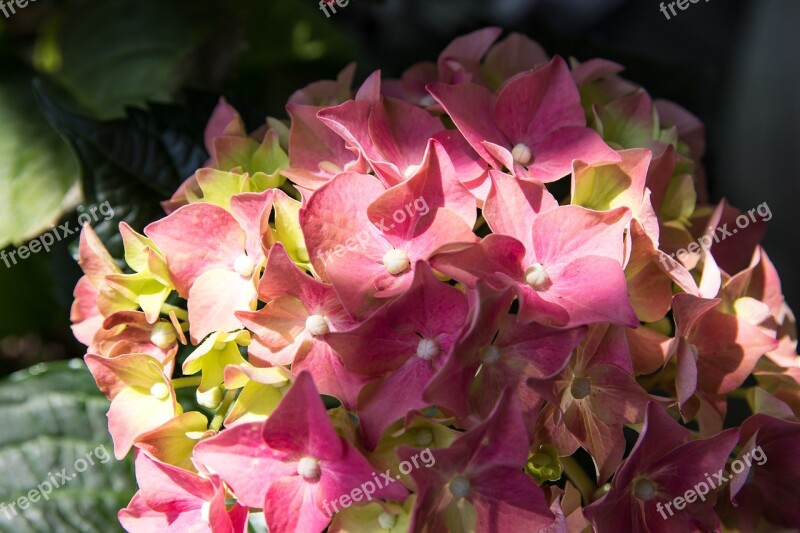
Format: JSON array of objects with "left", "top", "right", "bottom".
[
  {"left": 171, "top": 376, "right": 202, "bottom": 389},
  {"left": 209, "top": 390, "right": 238, "bottom": 432},
  {"left": 561, "top": 456, "right": 596, "bottom": 504}
]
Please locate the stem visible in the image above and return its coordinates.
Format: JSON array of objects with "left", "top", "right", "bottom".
[
  {"left": 561, "top": 456, "right": 596, "bottom": 504},
  {"left": 171, "top": 376, "right": 202, "bottom": 389},
  {"left": 209, "top": 390, "right": 238, "bottom": 432}
]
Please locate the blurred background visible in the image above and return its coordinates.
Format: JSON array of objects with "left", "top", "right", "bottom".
[{"left": 0, "top": 0, "right": 796, "bottom": 530}]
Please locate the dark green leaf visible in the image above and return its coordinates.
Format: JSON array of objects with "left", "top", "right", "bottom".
[
  {"left": 0, "top": 360, "right": 135, "bottom": 533},
  {"left": 39, "top": 0, "right": 234, "bottom": 119},
  {"left": 34, "top": 81, "right": 218, "bottom": 257}
]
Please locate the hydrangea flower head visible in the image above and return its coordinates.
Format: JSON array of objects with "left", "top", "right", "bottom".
[{"left": 70, "top": 28, "right": 798, "bottom": 533}]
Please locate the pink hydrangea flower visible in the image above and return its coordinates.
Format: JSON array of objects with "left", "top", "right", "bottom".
[
  {"left": 119, "top": 453, "right": 248, "bottom": 532},
  {"left": 69, "top": 27, "right": 799, "bottom": 533},
  {"left": 193, "top": 372, "right": 407, "bottom": 533}
]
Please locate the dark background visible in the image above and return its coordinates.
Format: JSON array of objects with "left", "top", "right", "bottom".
[{"left": 0, "top": 0, "right": 797, "bottom": 375}]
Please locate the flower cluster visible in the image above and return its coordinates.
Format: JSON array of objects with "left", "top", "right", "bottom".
[{"left": 72, "top": 27, "right": 800, "bottom": 532}]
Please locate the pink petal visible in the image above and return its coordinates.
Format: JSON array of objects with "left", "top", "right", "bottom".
[
  {"left": 118, "top": 492, "right": 181, "bottom": 532},
  {"left": 293, "top": 343, "right": 368, "bottom": 411},
  {"left": 437, "top": 27, "right": 501, "bottom": 84},
  {"left": 483, "top": 170, "right": 558, "bottom": 247},
  {"left": 316, "top": 100, "right": 378, "bottom": 171},
  {"left": 369, "top": 139, "right": 477, "bottom": 230},
  {"left": 108, "top": 386, "right": 177, "bottom": 459},
  {"left": 367, "top": 98, "right": 445, "bottom": 184},
  {"left": 262, "top": 372, "right": 344, "bottom": 460},
  {"left": 287, "top": 104, "right": 357, "bottom": 175},
  {"left": 431, "top": 129, "right": 488, "bottom": 185},
  {"left": 146, "top": 203, "right": 246, "bottom": 297},
  {"left": 193, "top": 422, "right": 295, "bottom": 508},
  {"left": 300, "top": 172, "right": 387, "bottom": 282},
  {"left": 135, "top": 453, "right": 213, "bottom": 511},
  {"left": 531, "top": 205, "right": 630, "bottom": 267},
  {"left": 205, "top": 98, "right": 245, "bottom": 158},
  {"left": 188, "top": 269, "right": 257, "bottom": 343},
  {"left": 536, "top": 256, "right": 638, "bottom": 328},
  {"left": 77, "top": 224, "right": 121, "bottom": 286},
  {"left": 357, "top": 358, "right": 439, "bottom": 449},
  {"left": 693, "top": 310, "right": 778, "bottom": 394},
  {"left": 229, "top": 190, "right": 275, "bottom": 261},
  {"left": 483, "top": 32, "right": 549, "bottom": 86},
  {"left": 494, "top": 57, "right": 584, "bottom": 148},
  {"left": 526, "top": 126, "right": 620, "bottom": 183},
  {"left": 431, "top": 234, "right": 526, "bottom": 289},
  {"left": 404, "top": 207, "right": 478, "bottom": 261},
  {"left": 263, "top": 476, "right": 328, "bottom": 533},
  {"left": 319, "top": 442, "right": 408, "bottom": 503},
  {"left": 471, "top": 467, "right": 555, "bottom": 531},
  {"left": 427, "top": 81, "right": 508, "bottom": 165}
]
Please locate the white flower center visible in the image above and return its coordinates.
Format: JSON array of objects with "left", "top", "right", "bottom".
[
  {"left": 200, "top": 501, "right": 211, "bottom": 523},
  {"left": 633, "top": 478, "right": 656, "bottom": 501},
  {"left": 416, "top": 338, "right": 439, "bottom": 361},
  {"left": 525, "top": 263, "right": 551, "bottom": 290},
  {"left": 150, "top": 322, "right": 177, "bottom": 349},
  {"left": 419, "top": 94, "right": 435, "bottom": 107},
  {"left": 403, "top": 164, "right": 421, "bottom": 178},
  {"left": 449, "top": 476, "right": 470, "bottom": 499},
  {"left": 378, "top": 512, "right": 398, "bottom": 530},
  {"left": 511, "top": 143, "right": 533, "bottom": 166},
  {"left": 383, "top": 249, "right": 410, "bottom": 275},
  {"left": 234, "top": 254, "right": 256, "bottom": 277},
  {"left": 149, "top": 382, "right": 169, "bottom": 400},
  {"left": 305, "top": 314, "right": 329, "bottom": 336},
  {"left": 480, "top": 345, "right": 500, "bottom": 364},
  {"left": 297, "top": 457, "right": 320, "bottom": 480},
  {"left": 415, "top": 428, "right": 434, "bottom": 446}
]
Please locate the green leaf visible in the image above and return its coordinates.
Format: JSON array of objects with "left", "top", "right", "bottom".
[
  {"left": 0, "top": 73, "right": 79, "bottom": 249},
  {"left": 37, "top": 0, "right": 232, "bottom": 119},
  {"left": 0, "top": 360, "right": 135, "bottom": 532},
  {"left": 224, "top": 0, "right": 355, "bottom": 116},
  {"left": 34, "top": 82, "right": 218, "bottom": 257}
]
